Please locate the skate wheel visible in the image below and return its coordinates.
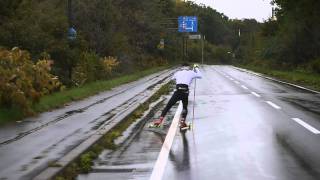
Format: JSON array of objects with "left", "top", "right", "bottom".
[{"left": 148, "top": 122, "right": 161, "bottom": 128}]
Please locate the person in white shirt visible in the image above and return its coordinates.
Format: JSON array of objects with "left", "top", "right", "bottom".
[{"left": 152, "top": 63, "right": 202, "bottom": 129}]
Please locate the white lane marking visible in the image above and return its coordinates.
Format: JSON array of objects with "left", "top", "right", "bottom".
[
  {"left": 230, "top": 78, "right": 234, "bottom": 80},
  {"left": 232, "top": 66, "right": 320, "bottom": 94},
  {"left": 251, "top": 92, "right": 261, "bottom": 98},
  {"left": 266, "top": 101, "right": 281, "bottom": 109},
  {"left": 149, "top": 102, "right": 183, "bottom": 180},
  {"left": 292, "top": 118, "right": 320, "bottom": 134},
  {"left": 241, "top": 85, "right": 249, "bottom": 90},
  {"left": 234, "top": 81, "right": 240, "bottom": 84}
]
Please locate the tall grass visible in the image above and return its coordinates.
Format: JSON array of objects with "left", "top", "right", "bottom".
[{"left": 241, "top": 65, "right": 320, "bottom": 91}]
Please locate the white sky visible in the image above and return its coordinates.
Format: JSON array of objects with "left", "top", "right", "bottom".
[{"left": 191, "top": 0, "right": 273, "bottom": 22}]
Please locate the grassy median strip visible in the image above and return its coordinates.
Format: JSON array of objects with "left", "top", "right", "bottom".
[
  {"left": 0, "top": 66, "right": 169, "bottom": 125},
  {"left": 54, "top": 83, "right": 171, "bottom": 180},
  {"left": 239, "top": 65, "right": 320, "bottom": 92}
]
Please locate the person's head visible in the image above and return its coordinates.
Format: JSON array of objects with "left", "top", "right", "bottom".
[{"left": 181, "top": 63, "right": 191, "bottom": 70}]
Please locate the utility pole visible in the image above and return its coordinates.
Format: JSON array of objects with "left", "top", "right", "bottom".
[
  {"left": 201, "top": 35, "right": 205, "bottom": 64},
  {"left": 185, "top": 35, "right": 188, "bottom": 61},
  {"left": 178, "top": 16, "right": 198, "bottom": 62},
  {"left": 182, "top": 36, "right": 185, "bottom": 62},
  {"left": 67, "top": 0, "right": 73, "bottom": 27},
  {"left": 67, "top": 0, "right": 76, "bottom": 41},
  {"left": 182, "top": 35, "right": 188, "bottom": 62}
]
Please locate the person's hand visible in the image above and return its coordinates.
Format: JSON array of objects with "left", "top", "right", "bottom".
[{"left": 193, "top": 64, "right": 199, "bottom": 69}]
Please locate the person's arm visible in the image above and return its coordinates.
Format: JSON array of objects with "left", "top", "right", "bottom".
[{"left": 193, "top": 64, "right": 202, "bottom": 79}]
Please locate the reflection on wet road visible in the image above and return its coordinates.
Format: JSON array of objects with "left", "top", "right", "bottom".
[{"left": 81, "top": 65, "right": 320, "bottom": 180}]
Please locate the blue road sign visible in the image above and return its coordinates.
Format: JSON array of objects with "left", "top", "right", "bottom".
[{"left": 178, "top": 16, "right": 198, "bottom": 33}]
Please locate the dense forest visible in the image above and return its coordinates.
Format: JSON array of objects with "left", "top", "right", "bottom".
[
  {"left": 0, "top": 0, "right": 236, "bottom": 85},
  {"left": 1, "top": 0, "right": 319, "bottom": 114},
  {"left": 0, "top": 0, "right": 238, "bottom": 114},
  {"left": 236, "top": 0, "right": 320, "bottom": 73}
]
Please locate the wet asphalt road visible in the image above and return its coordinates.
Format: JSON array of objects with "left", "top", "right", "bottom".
[
  {"left": 80, "top": 65, "right": 320, "bottom": 180},
  {"left": 78, "top": 97, "right": 176, "bottom": 180},
  {"left": 0, "top": 69, "right": 173, "bottom": 180}
]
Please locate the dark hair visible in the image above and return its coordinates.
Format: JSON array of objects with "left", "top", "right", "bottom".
[{"left": 181, "top": 62, "right": 190, "bottom": 67}]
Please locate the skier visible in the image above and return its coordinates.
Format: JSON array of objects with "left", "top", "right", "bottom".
[{"left": 152, "top": 63, "right": 202, "bottom": 130}]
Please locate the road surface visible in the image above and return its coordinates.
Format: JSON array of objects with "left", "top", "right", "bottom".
[
  {"left": 0, "top": 69, "right": 174, "bottom": 180},
  {"left": 79, "top": 65, "right": 320, "bottom": 180}
]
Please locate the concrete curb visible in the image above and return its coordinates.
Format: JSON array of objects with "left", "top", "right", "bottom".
[
  {"left": 33, "top": 79, "right": 171, "bottom": 180},
  {"left": 232, "top": 66, "right": 320, "bottom": 94}
]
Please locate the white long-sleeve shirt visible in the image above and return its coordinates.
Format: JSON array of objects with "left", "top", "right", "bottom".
[{"left": 172, "top": 68, "right": 202, "bottom": 86}]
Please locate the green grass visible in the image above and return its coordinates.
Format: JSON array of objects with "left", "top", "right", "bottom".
[
  {"left": 0, "top": 66, "right": 169, "bottom": 125},
  {"left": 0, "top": 107, "right": 25, "bottom": 125},
  {"left": 240, "top": 65, "right": 320, "bottom": 91}
]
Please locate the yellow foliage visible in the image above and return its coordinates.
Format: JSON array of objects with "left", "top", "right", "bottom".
[
  {"left": 0, "top": 48, "right": 63, "bottom": 114},
  {"left": 71, "top": 53, "right": 120, "bottom": 87},
  {"left": 72, "top": 63, "right": 88, "bottom": 86},
  {"left": 101, "top": 56, "right": 119, "bottom": 74}
]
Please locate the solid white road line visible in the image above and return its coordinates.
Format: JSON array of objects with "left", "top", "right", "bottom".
[
  {"left": 232, "top": 66, "right": 320, "bottom": 94},
  {"left": 266, "top": 101, "right": 281, "bottom": 109},
  {"left": 241, "top": 85, "right": 249, "bottom": 90},
  {"left": 149, "top": 102, "right": 183, "bottom": 180},
  {"left": 235, "top": 81, "right": 240, "bottom": 84},
  {"left": 292, "top": 118, "right": 320, "bottom": 134},
  {"left": 251, "top": 92, "right": 261, "bottom": 98}
]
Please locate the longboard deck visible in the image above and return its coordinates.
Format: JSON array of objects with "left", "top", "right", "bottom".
[{"left": 179, "top": 122, "right": 192, "bottom": 132}]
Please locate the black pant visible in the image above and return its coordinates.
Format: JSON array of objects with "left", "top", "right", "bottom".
[{"left": 161, "top": 84, "right": 189, "bottom": 119}]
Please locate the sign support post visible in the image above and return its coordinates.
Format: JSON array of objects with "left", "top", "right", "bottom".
[
  {"left": 201, "top": 35, "right": 205, "bottom": 65},
  {"left": 178, "top": 16, "right": 198, "bottom": 62}
]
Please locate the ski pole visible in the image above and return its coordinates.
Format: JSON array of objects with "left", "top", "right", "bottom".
[{"left": 192, "top": 79, "right": 196, "bottom": 129}]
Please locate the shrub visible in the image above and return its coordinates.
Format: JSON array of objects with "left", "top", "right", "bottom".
[
  {"left": 101, "top": 56, "right": 120, "bottom": 75},
  {"left": 214, "top": 46, "right": 232, "bottom": 64},
  {"left": 136, "top": 54, "right": 168, "bottom": 69},
  {"left": 79, "top": 152, "right": 96, "bottom": 173},
  {"left": 71, "top": 53, "right": 120, "bottom": 86},
  {"left": 71, "top": 52, "right": 100, "bottom": 86},
  {"left": 0, "top": 47, "right": 63, "bottom": 114},
  {"left": 308, "top": 58, "right": 320, "bottom": 74}
]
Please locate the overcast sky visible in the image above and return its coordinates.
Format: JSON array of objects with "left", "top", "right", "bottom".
[{"left": 192, "top": 0, "right": 273, "bottom": 22}]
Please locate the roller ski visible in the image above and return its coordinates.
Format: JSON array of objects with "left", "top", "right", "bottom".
[
  {"left": 148, "top": 117, "right": 164, "bottom": 128},
  {"left": 179, "top": 119, "right": 192, "bottom": 132}
]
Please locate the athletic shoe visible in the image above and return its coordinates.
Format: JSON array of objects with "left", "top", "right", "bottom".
[
  {"left": 152, "top": 117, "right": 164, "bottom": 127},
  {"left": 179, "top": 120, "right": 188, "bottom": 130}
]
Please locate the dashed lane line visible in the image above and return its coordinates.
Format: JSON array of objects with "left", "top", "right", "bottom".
[
  {"left": 266, "top": 101, "right": 281, "bottom": 109},
  {"left": 292, "top": 118, "right": 320, "bottom": 134},
  {"left": 220, "top": 69, "right": 320, "bottom": 135},
  {"left": 251, "top": 92, "right": 261, "bottom": 98},
  {"left": 241, "top": 85, "right": 249, "bottom": 90},
  {"left": 232, "top": 66, "right": 320, "bottom": 94}
]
